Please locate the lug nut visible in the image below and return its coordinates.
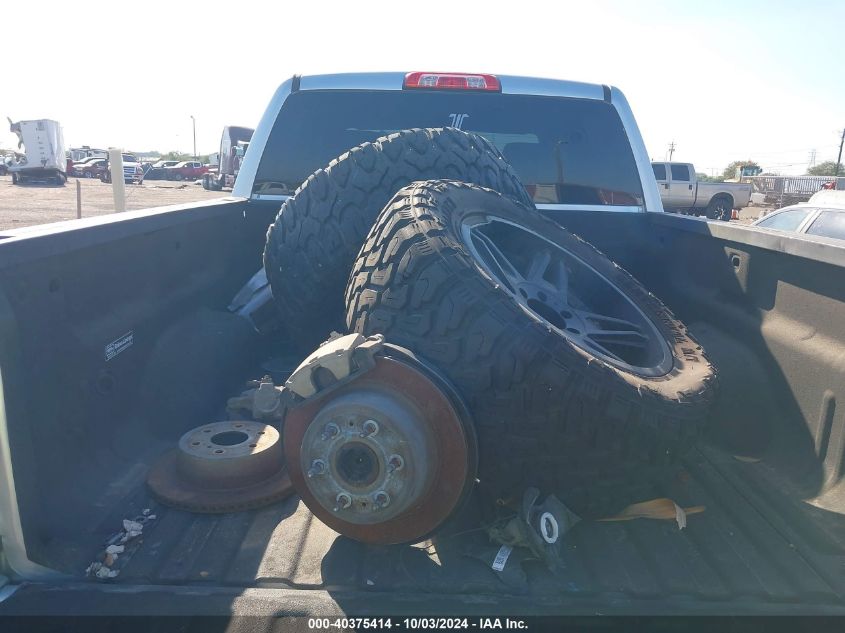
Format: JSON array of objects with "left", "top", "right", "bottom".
[
  {"left": 321, "top": 422, "right": 340, "bottom": 441},
  {"left": 334, "top": 493, "right": 352, "bottom": 512},
  {"left": 373, "top": 491, "right": 390, "bottom": 509},
  {"left": 361, "top": 419, "right": 379, "bottom": 437},
  {"left": 387, "top": 454, "right": 404, "bottom": 472},
  {"left": 307, "top": 459, "right": 327, "bottom": 478}
]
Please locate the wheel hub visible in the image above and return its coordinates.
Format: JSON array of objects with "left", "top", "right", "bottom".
[
  {"left": 299, "top": 387, "right": 434, "bottom": 524},
  {"left": 516, "top": 279, "right": 588, "bottom": 336},
  {"left": 285, "top": 348, "right": 477, "bottom": 544}
]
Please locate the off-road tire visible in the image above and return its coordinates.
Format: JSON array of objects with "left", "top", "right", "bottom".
[
  {"left": 706, "top": 195, "right": 733, "bottom": 221},
  {"left": 264, "top": 128, "right": 533, "bottom": 346},
  {"left": 345, "top": 181, "right": 717, "bottom": 516}
]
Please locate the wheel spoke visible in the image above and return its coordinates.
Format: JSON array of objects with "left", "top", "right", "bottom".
[
  {"left": 526, "top": 249, "right": 551, "bottom": 283},
  {"left": 548, "top": 260, "right": 569, "bottom": 297},
  {"left": 472, "top": 230, "right": 525, "bottom": 291},
  {"left": 526, "top": 249, "right": 570, "bottom": 305},
  {"left": 576, "top": 310, "right": 643, "bottom": 333},
  {"left": 588, "top": 330, "right": 649, "bottom": 349},
  {"left": 573, "top": 309, "right": 649, "bottom": 354}
]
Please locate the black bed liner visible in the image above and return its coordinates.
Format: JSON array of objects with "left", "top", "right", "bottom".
[{"left": 19, "top": 443, "right": 836, "bottom": 615}]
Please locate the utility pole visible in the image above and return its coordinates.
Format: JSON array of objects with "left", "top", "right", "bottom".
[
  {"left": 836, "top": 129, "right": 844, "bottom": 177},
  {"left": 667, "top": 141, "right": 676, "bottom": 161},
  {"left": 808, "top": 149, "right": 816, "bottom": 170},
  {"left": 190, "top": 115, "right": 197, "bottom": 160}
]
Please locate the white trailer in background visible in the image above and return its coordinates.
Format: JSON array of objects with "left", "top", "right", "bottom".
[{"left": 7, "top": 118, "right": 67, "bottom": 185}]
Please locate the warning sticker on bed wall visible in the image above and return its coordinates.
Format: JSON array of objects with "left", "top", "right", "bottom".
[{"left": 105, "top": 331, "right": 134, "bottom": 361}]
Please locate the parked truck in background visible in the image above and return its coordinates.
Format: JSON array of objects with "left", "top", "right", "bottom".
[
  {"left": 651, "top": 161, "right": 752, "bottom": 220},
  {"left": 5, "top": 118, "right": 67, "bottom": 186},
  {"left": 67, "top": 146, "right": 108, "bottom": 163},
  {"left": 1, "top": 73, "right": 845, "bottom": 619},
  {"left": 202, "top": 125, "right": 254, "bottom": 191},
  {"left": 100, "top": 153, "right": 145, "bottom": 185}
]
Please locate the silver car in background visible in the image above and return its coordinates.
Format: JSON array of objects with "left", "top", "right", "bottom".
[{"left": 752, "top": 191, "right": 845, "bottom": 241}]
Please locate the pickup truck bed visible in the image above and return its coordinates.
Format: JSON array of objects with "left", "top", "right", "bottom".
[
  {"left": 4, "top": 73, "right": 845, "bottom": 618},
  {"left": 3, "top": 428, "right": 845, "bottom": 616},
  {"left": 31, "top": 445, "right": 845, "bottom": 612},
  {"left": 2, "top": 198, "right": 845, "bottom": 616}
]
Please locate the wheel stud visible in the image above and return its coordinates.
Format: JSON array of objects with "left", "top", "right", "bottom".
[
  {"left": 321, "top": 423, "right": 340, "bottom": 441},
  {"left": 373, "top": 491, "right": 390, "bottom": 509},
  {"left": 361, "top": 419, "right": 379, "bottom": 437},
  {"left": 334, "top": 492, "right": 352, "bottom": 511},
  {"left": 387, "top": 454, "right": 404, "bottom": 472},
  {"left": 307, "top": 459, "right": 326, "bottom": 478}
]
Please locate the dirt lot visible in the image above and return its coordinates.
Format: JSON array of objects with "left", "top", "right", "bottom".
[
  {"left": 0, "top": 173, "right": 768, "bottom": 231},
  {"left": 0, "top": 174, "right": 225, "bottom": 231}
]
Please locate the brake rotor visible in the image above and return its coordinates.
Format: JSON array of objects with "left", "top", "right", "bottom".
[
  {"left": 284, "top": 345, "right": 477, "bottom": 545},
  {"left": 148, "top": 420, "right": 294, "bottom": 513}
]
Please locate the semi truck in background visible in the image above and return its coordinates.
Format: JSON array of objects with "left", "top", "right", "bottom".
[
  {"left": 6, "top": 118, "right": 67, "bottom": 186},
  {"left": 202, "top": 125, "right": 253, "bottom": 191}
]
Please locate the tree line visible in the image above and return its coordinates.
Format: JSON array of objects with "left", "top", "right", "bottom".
[{"left": 696, "top": 159, "right": 841, "bottom": 182}]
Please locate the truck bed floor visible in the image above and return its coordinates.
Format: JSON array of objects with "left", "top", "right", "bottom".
[{"left": 95, "top": 444, "right": 845, "bottom": 611}]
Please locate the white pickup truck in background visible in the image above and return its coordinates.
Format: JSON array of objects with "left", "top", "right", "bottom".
[{"left": 651, "top": 161, "right": 752, "bottom": 220}]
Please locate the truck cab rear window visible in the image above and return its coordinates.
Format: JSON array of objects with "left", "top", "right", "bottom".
[{"left": 254, "top": 90, "right": 644, "bottom": 207}]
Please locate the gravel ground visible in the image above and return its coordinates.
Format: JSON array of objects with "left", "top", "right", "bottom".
[
  {"left": 0, "top": 173, "right": 770, "bottom": 232},
  {"left": 0, "top": 174, "right": 225, "bottom": 231}
]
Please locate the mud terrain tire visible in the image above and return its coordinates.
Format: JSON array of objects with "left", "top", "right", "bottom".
[
  {"left": 346, "top": 181, "right": 717, "bottom": 516},
  {"left": 264, "top": 128, "right": 532, "bottom": 345}
]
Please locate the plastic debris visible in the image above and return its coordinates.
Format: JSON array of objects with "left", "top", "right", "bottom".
[
  {"left": 85, "top": 561, "right": 119, "bottom": 579},
  {"left": 96, "top": 566, "right": 119, "bottom": 579},
  {"left": 675, "top": 503, "right": 687, "bottom": 530},
  {"left": 86, "top": 511, "right": 157, "bottom": 580},
  {"left": 598, "top": 498, "right": 705, "bottom": 530},
  {"left": 486, "top": 487, "right": 581, "bottom": 571}
]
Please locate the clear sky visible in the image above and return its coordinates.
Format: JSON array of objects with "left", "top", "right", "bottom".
[{"left": 2, "top": 0, "right": 842, "bottom": 175}]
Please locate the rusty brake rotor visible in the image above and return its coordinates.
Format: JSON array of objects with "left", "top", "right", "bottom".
[
  {"left": 284, "top": 342, "right": 477, "bottom": 545},
  {"left": 148, "top": 420, "right": 294, "bottom": 513}
]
